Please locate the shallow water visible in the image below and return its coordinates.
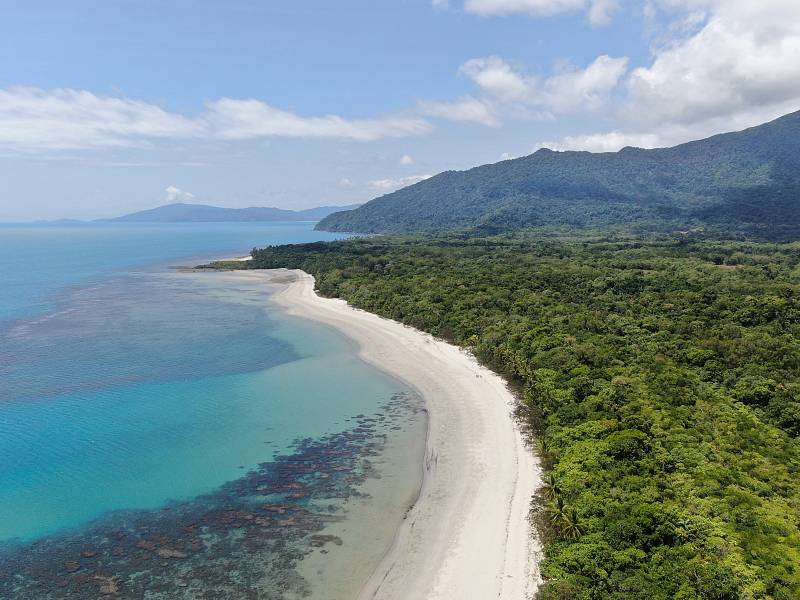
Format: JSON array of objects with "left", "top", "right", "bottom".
[{"left": 0, "top": 223, "right": 426, "bottom": 598}]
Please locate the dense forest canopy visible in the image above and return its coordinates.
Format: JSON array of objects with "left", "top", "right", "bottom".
[
  {"left": 209, "top": 233, "right": 800, "bottom": 599},
  {"left": 317, "top": 111, "right": 800, "bottom": 240}
]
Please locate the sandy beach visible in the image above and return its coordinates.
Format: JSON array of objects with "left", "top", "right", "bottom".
[{"left": 251, "top": 268, "right": 543, "bottom": 600}]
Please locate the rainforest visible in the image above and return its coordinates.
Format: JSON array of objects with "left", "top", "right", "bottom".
[{"left": 225, "top": 233, "right": 800, "bottom": 600}]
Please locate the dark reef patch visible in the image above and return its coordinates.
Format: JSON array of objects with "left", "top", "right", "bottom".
[{"left": 0, "top": 393, "right": 423, "bottom": 599}]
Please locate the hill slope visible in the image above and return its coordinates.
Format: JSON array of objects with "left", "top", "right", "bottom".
[
  {"left": 106, "top": 203, "right": 362, "bottom": 223},
  {"left": 317, "top": 111, "right": 800, "bottom": 237}
]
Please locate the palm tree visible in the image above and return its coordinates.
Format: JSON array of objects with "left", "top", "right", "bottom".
[
  {"left": 546, "top": 497, "right": 585, "bottom": 540},
  {"left": 545, "top": 496, "right": 567, "bottom": 524},
  {"left": 537, "top": 438, "right": 549, "bottom": 457},
  {"left": 543, "top": 473, "right": 562, "bottom": 502},
  {"left": 560, "top": 507, "right": 585, "bottom": 540}
]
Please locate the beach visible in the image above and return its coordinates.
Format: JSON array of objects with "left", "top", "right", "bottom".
[{"left": 247, "top": 268, "right": 543, "bottom": 600}]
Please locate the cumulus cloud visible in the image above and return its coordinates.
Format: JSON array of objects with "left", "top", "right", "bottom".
[
  {"left": 427, "top": 54, "right": 627, "bottom": 126},
  {"left": 0, "top": 87, "right": 433, "bottom": 152},
  {"left": 369, "top": 174, "right": 433, "bottom": 192},
  {"left": 459, "top": 56, "right": 531, "bottom": 101},
  {"left": 540, "top": 0, "right": 800, "bottom": 151},
  {"left": 164, "top": 185, "right": 195, "bottom": 202},
  {"left": 400, "top": 154, "right": 415, "bottom": 165},
  {"left": 625, "top": 0, "right": 800, "bottom": 129},
  {"left": 461, "top": 54, "right": 628, "bottom": 111},
  {"left": 432, "top": 0, "right": 799, "bottom": 151},
  {"left": 461, "top": 0, "right": 619, "bottom": 26},
  {"left": 542, "top": 55, "right": 629, "bottom": 112}
]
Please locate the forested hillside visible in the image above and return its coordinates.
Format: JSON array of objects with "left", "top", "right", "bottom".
[
  {"left": 317, "top": 111, "right": 800, "bottom": 239},
  {"left": 229, "top": 235, "right": 800, "bottom": 599}
]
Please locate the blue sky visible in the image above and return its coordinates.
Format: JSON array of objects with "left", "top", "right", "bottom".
[{"left": 1, "top": 0, "right": 799, "bottom": 220}]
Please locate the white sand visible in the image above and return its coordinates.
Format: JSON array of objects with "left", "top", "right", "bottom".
[{"left": 245, "top": 269, "right": 543, "bottom": 599}]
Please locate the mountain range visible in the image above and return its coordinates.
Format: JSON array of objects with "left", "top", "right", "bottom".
[
  {"left": 317, "top": 110, "right": 800, "bottom": 238},
  {"left": 104, "top": 203, "right": 362, "bottom": 223}
]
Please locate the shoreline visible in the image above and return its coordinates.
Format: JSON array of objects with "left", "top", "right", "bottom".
[{"left": 245, "top": 268, "right": 543, "bottom": 599}]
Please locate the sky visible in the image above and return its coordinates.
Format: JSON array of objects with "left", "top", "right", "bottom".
[{"left": 1, "top": 0, "right": 799, "bottom": 221}]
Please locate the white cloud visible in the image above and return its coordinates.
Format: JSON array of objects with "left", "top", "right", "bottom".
[
  {"left": 418, "top": 95, "right": 501, "bottom": 126},
  {"left": 543, "top": 54, "right": 628, "bottom": 112},
  {"left": 164, "top": 185, "right": 195, "bottom": 202},
  {"left": 461, "top": 0, "right": 619, "bottom": 25},
  {"left": 437, "top": 1, "right": 798, "bottom": 145},
  {"left": 460, "top": 56, "right": 531, "bottom": 101},
  {"left": 625, "top": 0, "right": 800, "bottom": 129},
  {"left": 7, "top": 1, "right": 798, "bottom": 161},
  {"left": 337, "top": 177, "right": 354, "bottom": 188},
  {"left": 400, "top": 154, "right": 415, "bottom": 165},
  {"left": 587, "top": 0, "right": 618, "bottom": 25},
  {"left": 538, "top": 131, "right": 661, "bottom": 152},
  {"left": 204, "top": 98, "right": 432, "bottom": 142},
  {"left": 539, "top": 0, "right": 800, "bottom": 151},
  {"left": 369, "top": 174, "right": 433, "bottom": 192},
  {"left": 0, "top": 87, "right": 433, "bottom": 153},
  {"left": 432, "top": 0, "right": 450, "bottom": 8},
  {"left": 0, "top": 86, "right": 198, "bottom": 152},
  {"left": 429, "top": 54, "right": 627, "bottom": 126}
]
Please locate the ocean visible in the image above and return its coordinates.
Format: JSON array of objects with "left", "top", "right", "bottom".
[{"left": 0, "top": 223, "right": 426, "bottom": 599}]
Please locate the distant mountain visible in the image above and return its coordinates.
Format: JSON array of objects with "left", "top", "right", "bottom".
[
  {"left": 33, "top": 218, "right": 85, "bottom": 224},
  {"left": 317, "top": 111, "right": 800, "bottom": 238},
  {"left": 105, "top": 203, "right": 362, "bottom": 223}
]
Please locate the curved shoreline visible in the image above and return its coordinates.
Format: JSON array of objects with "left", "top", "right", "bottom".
[{"left": 253, "top": 268, "right": 543, "bottom": 599}]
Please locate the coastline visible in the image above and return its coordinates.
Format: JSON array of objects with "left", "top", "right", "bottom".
[{"left": 242, "top": 268, "right": 543, "bottom": 599}]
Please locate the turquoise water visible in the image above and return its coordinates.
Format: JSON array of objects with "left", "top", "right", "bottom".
[
  {"left": 0, "top": 223, "right": 425, "bottom": 598},
  {"left": 0, "top": 221, "right": 345, "bottom": 322}
]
